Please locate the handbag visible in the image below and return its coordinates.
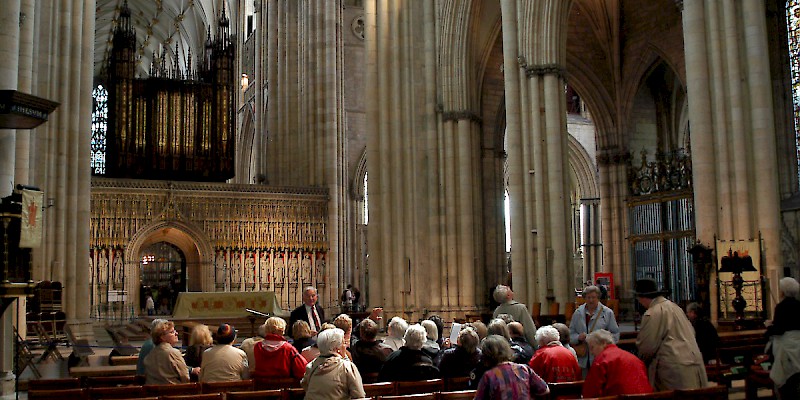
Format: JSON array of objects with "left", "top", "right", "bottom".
[{"left": 574, "top": 306, "right": 601, "bottom": 357}]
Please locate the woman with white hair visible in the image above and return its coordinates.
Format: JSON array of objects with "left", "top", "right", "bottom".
[
  {"left": 582, "top": 329, "right": 652, "bottom": 398},
  {"left": 301, "top": 328, "right": 366, "bottom": 399},
  {"left": 378, "top": 324, "right": 440, "bottom": 382},
  {"left": 384, "top": 317, "right": 408, "bottom": 352},
  {"left": 766, "top": 277, "right": 800, "bottom": 399},
  {"left": 569, "top": 285, "right": 620, "bottom": 375},
  {"left": 420, "top": 320, "right": 441, "bottom": 361},
  {"left": 528, "top": 325, "right": 581, "bottom": 383}
]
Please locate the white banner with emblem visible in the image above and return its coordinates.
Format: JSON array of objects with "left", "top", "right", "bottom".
[{"left": 19, "top": 189, "right": 43, "bottom": 248}]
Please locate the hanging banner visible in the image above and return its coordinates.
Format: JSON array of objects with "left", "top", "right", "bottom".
[{"left": 19, "top": 189, "right": 44, "bottom": 248}]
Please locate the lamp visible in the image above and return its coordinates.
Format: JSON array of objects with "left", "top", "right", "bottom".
[
  {"left": 718, "top": 249, "right": 757, "bottom": 321},
  {"left": 240, "top": 73, "right": 249, "bottom": 91}
]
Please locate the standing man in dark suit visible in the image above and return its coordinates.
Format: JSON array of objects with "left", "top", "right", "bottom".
[{"left": 290, "top": 286, "right": 325, "bottom": 338}]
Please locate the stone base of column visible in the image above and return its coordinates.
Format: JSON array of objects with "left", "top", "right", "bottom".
[{"left": 0, "top": 371, "right": 15, "bottom": 396}]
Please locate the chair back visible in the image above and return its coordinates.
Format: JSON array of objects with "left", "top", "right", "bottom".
[
  {"left": 226, "top": 389, "right": 285, "bottom": 400},
  {"left": 28, "top": 377, "right": 81, "bottom": 390},
  {"left": 531, "top": 302, "right": 542, "bottom": 318},
  {"left": 143, "top": 382, "right": 200, "bottom": 396},
  {"left": 395, "top": 379, "right": 444, "bottom": 395},
  {"left": 362, "top": 371, "right": 380, "bottom": 384},
  {"left": 87, "top": 385, "right": 145, "bottom": 400},
  {"left": 438, "top": 389, "right": 477, "bottom": 400},
  {"left": 444, "top": 376, "right": 470, "bottom": 391},
  {"left": 674, "top": 384, "right": 727, "bottom": 400},
  {"left": 548, "top": 302, "right": 560, "bottom": 315},
  {"left": 603, "top": 299, "right": 619, "bottom": 316},
  {"left": 378, "top": 394, "right": 436, "bottom": 400},
  {"left": 548, "top": 380, "right": 584, "bottom": 400},
  {"left": 200, "top": 379, "right": 254, "bottom": 393},
  {"left": 160, "top": 394, "right": 223, "bottom": 400},
  {"left": 565, "top": 302, "right": 577, "bottom": 324},
  {"left": 363, "top": 382, "right": 396, "bottom": 397},
  {"left": 84, "top": 375, "right": 144, "bottom": 387},
  {"left": 28, "top": 388, "right": 87, "bottom": 400},
  {"left": 254, "top": 376, "right": 301, "bottom": 390},
  {"left": 284, "top": 387, "right": 306, "bottom": 400},
  {"left": 619, "top": 390, "right": 673, "bottom": 399}
]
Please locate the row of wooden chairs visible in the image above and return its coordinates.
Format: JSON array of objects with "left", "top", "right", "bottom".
[{"left": 543, "top": 380, "right": 728, "bottom": 400}]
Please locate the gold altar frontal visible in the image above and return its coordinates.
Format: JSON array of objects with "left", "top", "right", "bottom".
[{"left": 172, "top": 291, "right": 286, "bottom": 319}]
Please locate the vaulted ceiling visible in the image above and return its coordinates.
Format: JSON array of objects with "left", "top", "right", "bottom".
[{"left": 94, "top": 0, "right": 237, "bottom": 79}]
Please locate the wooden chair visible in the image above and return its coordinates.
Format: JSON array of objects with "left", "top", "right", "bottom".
[
  {"left": 547, "top": 380, "right": 583, "bottom": 400},
  {"left": 363, "top": 382, "right": 396, "bottom": 397},
  {"left": 673, "top": 384, "right": 728, "bottom": 400},
  {"left": 395, "top": 379, "right": 444, "bottom": 395},
  {"left": 160, "top": 394, "right": 223, "bottom": 400},
  {"left": 619, "top": 390, "right": 673, "bottom": 399},
  {"left": 143, "top": 382, "right": 200, "bottom": 397},
  {"left": 444, "top": 376, "right": 470, "bottom": 391},
  {"left": 532, "top": 302, "right": 542, "bottom": 319},
  {"left": 378, "top": 394, "right": 436, "bottom": 400},
  {"left": 200, "top": 379, "right": 254, "bottom": 393},
  {"left": 253, "top": 376, "right": 301, "bottom": 390},
  {"left": 14, "top": 326, "right": 41, "bottom": 379},
  {"left": 84, "top": 374, "right": 145, "bottom": 387},
  {"left": 87, "top": 385, "right": 145, "bottom": 400},
  {"left": 603, "top": 299, "right": 619, "bottom": 316},
  {"left": 565, "top": 302, "right": 577, "bottom": 324},
  {"left": 28, "top": 377, "right": 81, "bottom": 390},
  {"left": 28, "top": 388, "right": 88, "bottom": 400},
  {"left": 362, "top": 371, "right": 380, "bottom": 384},
  {"left": 548, "top": 302, "right": 560, "bottom": 315},
  {"left": 438, "top": 389, "right": 477, "bottom": 400},
  {"left": 283, "top": 387, "right": 306, "bottom": 400},
  {"left": 226, "top": 389, "right": 285, "bottom": 400}
]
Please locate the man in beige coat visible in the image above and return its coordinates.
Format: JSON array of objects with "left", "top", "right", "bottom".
[
  {"left": 635, "top": 278, "right": 708, "bottom": 391},
  {"left": 492, "top": 285, "right": 537, "bottom": 345}
]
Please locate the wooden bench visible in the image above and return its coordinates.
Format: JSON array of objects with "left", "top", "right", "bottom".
[
  {"left": 69, "top": 365, "right": 137, "bottom": 378},
  {"left": 108, "top": 355, "right": 138, "bottom": 366},
  {"left": 226, "top": 390, "right": 284, "bottom": 400}
]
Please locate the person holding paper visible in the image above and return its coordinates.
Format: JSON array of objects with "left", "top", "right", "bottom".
[{"left": 438, "top": 326, "right": 481, "bottom": 378}]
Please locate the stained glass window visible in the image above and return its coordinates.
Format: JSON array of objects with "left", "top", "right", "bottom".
[
  {"left": 788, "top": 1, "right": 800, "bottom": 183},
  {"left": 91, "top": 85, "right": 108, "bottom": 175}
]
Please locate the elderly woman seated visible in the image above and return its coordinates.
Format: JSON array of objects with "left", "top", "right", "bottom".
[
  {"left": 582, "top": 329, "right": 653, "bottom": 398},
  {"left": 438, "top": 326, "right": 481, "bottom": 378},
  {"left": 143, "top": 320, "right": 193, "bottom": 384},
  {"left": 378, "top": 324, "right": 440, "bottom": 382},
  {"left": 351, "top": 319, "right": 392, "bottom": 375},
  {"left": 301, "top": 328, "right": 366, "bottom": 399},
  {"left": 420, "top": 320, "right": 441, "bottom": 361},
  {"left": 528, "top": 325, "right": 581, "bottom": 383},
  {"left": 383, "top": 317, "right": 408, "bottom": 352},
  {"left": 474, "top": 335, "right": 549, "bottom": 399},
  {"left": 253, "top": 317, "right": 308, "bottom": 380},
  {"left": 292, "top": 320, "right": 316, "bottom": 353}
]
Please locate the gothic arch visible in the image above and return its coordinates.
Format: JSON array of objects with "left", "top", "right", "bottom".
[
  {"left": 568, "top": 134, "right": 599, "bottom": 200},
  {"left": 125, "top": 219, "right": 214, "bottom": 314},
  {"left": 236, "top": 103, "right": 256, "bottom": 183}
]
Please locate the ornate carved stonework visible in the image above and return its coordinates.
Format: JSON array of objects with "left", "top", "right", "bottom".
[
  {"left": 351, "top": 15, "right": 365, "bottom": 40},
  {"left": 627, "top": 149, "right": 692, "bottom": 196},
  {"left": 525, "top": 63, "right": 566, "bottom": 79}
]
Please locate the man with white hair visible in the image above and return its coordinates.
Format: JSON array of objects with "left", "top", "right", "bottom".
[
  {"left": 301, "top": 328, "right": 366, "bottom": 399},
  {"left": 492, "top": 285, "right": 537, "bottom": 345},
  {"left": 766, "top": 276, "right": 800, "bottom": 337},
  {"left": 378, "top": 324, "right": 440, "bottom": 382},
  {"left": 383, "top": 317, "right": 408, "bottom": 352},
  {"left": 582, "top": 329, "right": 652, "bottom": 398},
  {"left": 290, "top": 286, "right": 326, "bottom": 336},
  {"left": 528, "top": 325, "right": 581, "bottom": 383}
]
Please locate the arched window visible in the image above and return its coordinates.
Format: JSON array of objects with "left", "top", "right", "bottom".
[
  {"left": 788, "top": 1, "right": 800, "bottom": 183},
  {"left": 91, "top": 85, "right": 108, "bottom": 175}
]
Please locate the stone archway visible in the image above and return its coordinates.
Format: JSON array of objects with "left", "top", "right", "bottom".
[{"left": 125, "top": 220, "right": 213, "bottom": 316}]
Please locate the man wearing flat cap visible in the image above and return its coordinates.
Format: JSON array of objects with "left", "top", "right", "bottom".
[
  {"left": 200, "top": 323, "right": 250, "bottom": 382},
  {"left": 634, "top": 278, "right": 708, "bottom": 391}
]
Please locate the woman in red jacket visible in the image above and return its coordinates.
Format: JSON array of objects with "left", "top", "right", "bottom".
[
  {"left": 253, "top": 317, "right": 308, "bottom": 380},
  {"left": 582, "top": 329, "right": 653, "bottom": 398}
]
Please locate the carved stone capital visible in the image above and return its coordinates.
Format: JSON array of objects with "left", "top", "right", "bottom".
[
  {"left": 525, "top": 63, "right": 566, "bottom": 79},
  {"left": 441, "top": 110, "right": 482, "bottom": 124}
]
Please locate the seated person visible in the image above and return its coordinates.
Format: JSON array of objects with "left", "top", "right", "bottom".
[
  {"left": 240, "top": 323, "right": 266, "bottom": 374},
  {"left": 378, "top": 324, "right": 440, "bottom": 382},
  {"left": 184, "top": 324, "right": 213, "bottom": 381},
  {"left": 143, "top": 320, "right": 194, "bottom": 384},
  {"left": 200, "top": 323, "right": 249, "bottom": 382},
  {"left": 552, "top": 323, "right": 577, "bottom": 360},
  {"left": 487, "top": 318, "right": 527, "bottom": 363},
  {"left": 528, "top": 325, "right": 581, "bottom": 383},
  {"left": 509, "top": 321, "right": 535, "bottom": 364},
  {"left": 475, "top": 335, "right": 549, "bottom": 399},
  {"left": 292, "top": 320, "right": 316, "bottom": 353},
  {"left": 253, "top": 317, "right": 308, "bottom": 380},
  {"left": 301, "top": 328, "right": 366, "bottom": 399},
  {"left": 351, "top": 319, "right": 392, "bottom": 376},
  {"left": 420, "top": 320, "right": 442, "bottom": 363},
  {"left": 383, "top": 317, "right": 408, "bottom": 352},
  {"left": 302, "top": 322, "right": 336, "bottom": 362},
  {"left": 438, "top": 326, "right": 481, "bottom": 378},
  {"left": 582, "top": 329, "right": 653, "bottom": 398},
  {"left": 332, "top": 314, "right": 354, "bottom": 359},
  {"left": 137, "top": 319, "right": 167, "bottom": 375}
]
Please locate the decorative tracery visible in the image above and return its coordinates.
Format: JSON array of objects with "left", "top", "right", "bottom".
[
  {"left": 91, "top": 85, "right": 108, "bottom": 175},
  {"left": 788, "top": 0, "right": 800, "bottom": 183}
]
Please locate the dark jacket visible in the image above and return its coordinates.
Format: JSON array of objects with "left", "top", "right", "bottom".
[
  {"left": 767, "top": 296, "right": 800, "bottom": 337},
  {"left": 511, "top": 336, "right": 535, "bottom": 365},
  {"left": 351, "top": 339, "right": 391, "bottom": 375},
  {"left": 437, "top": 346, "right": 481, "bottom": 378},
  {"left": 378, "top": 347, "right": 440, "bottom": 382},
  {"left": 691, "top": 318, "right": 719, "bottom": 363}
]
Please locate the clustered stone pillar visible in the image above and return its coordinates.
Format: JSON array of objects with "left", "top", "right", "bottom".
[
  {"left": 500, "top": 0, "right": 574, "bottom": 309},
  {"left": 681, "top": 0, "right": 782, "bottom": 321},
  {"left": 263, "top": 0, "right": 346, "bottom": 308}
]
